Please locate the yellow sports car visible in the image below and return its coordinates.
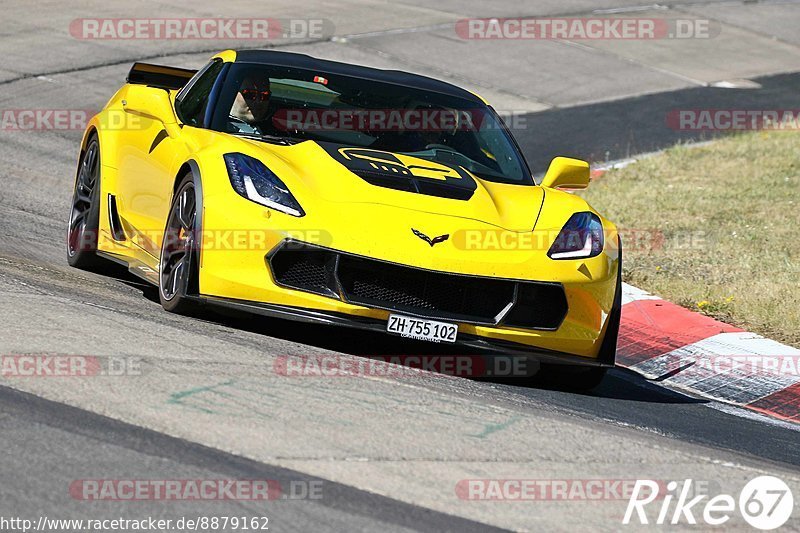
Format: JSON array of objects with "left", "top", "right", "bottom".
[{"left": 68, "top": 49, "right": 621, "bottom": 389}]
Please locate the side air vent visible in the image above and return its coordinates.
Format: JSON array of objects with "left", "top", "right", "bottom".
[{"left": 107, "top": 194, "right": 126, "bottom": 241}]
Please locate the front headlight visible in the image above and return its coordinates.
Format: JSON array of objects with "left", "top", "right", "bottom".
[
  {"left": 224, "top": 153, "right": 304, "bottom": 217},
  {"left": 547, "top": 212, "right": 604, "bottom": 259}
]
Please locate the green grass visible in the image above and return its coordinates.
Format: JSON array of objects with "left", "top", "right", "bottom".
[{"left": 579, "top": 131, "right": 800, "bottom": 347}]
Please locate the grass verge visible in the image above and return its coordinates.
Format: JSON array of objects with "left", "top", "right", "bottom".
[{"left": 580, "top": 131, "right": 800, "bottom": 348}]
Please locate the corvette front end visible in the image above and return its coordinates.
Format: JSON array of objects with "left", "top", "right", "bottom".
[{"left": 195, "top": 139, "right": 620, "bottom": 362}]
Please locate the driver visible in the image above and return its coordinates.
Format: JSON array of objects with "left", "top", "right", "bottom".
[
  {"left": 409, "top": 106, "right": 461, "bottom": 151},
  {"left": 229, "top": 76, "right": 273, "bottom": 134}
]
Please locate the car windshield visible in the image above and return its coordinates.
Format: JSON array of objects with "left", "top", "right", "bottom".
[{"left": 208, "top": 63, "right": 532, "bottom": 185}]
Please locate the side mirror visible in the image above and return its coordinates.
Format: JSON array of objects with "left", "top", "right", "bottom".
[
  {"left": 541, "top": 157, "right": 590, "bottom": 190},
  {"left": 121, "top": 85, "right": 181, "bottom": 138}
]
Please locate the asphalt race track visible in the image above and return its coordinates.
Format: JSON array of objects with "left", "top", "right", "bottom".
[{"left": 1, "top": 1, "right": 799, "bottom": 531}]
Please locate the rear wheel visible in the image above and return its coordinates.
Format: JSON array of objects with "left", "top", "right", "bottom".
[
  {"left": 67, "top": 135, "right": 110, "bottom": 271},
  {"left": 159, "top": 174, "right": 201, "bottom": 315}
]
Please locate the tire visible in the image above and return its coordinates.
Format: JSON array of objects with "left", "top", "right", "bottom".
[
  {"left": 67, "top": 135, "right": 109, "bottom": 271},
  {"left": 596, "top": 240, "right": 623, "bottom": 366},
  {"left": 158, "top": 173, "right": 201, "bottom": 315}
]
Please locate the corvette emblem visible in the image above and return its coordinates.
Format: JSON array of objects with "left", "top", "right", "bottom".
[{"left": 411, "top": 228, "right": 449, "bottom": 247}]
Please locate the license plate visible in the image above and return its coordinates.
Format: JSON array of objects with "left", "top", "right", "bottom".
[{"left": 386, "top": 314, "right": 458, "bottom": 343}]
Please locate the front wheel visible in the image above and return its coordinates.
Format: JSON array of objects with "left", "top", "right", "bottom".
[{"left": 159, "top": 174, "right": 201, "bottom": 315}]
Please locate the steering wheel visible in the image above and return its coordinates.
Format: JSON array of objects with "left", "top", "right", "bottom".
[{"left": 424, "top": 143, "right": 453, "bottom": 151}]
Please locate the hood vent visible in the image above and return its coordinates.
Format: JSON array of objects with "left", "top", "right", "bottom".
[{"left": 351, "top": 169, "right": 475, "bottom": 201}]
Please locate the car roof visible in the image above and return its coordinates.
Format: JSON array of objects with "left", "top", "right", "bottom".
[{"left": 234, "top": 49, "right": 484, "bottom": 104}]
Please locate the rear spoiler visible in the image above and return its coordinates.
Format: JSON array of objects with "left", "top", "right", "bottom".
[{"left": 126, "top": 62, "right": 197, "bottom": 90}]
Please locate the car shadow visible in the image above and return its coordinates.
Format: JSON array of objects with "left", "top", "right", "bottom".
[{"left": 108, "top": 267, "right": 702, "bottom": 405}]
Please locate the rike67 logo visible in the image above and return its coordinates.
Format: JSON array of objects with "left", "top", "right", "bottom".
[{"left": 624, "top": 476, "right": 794, "bottom": 530}]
